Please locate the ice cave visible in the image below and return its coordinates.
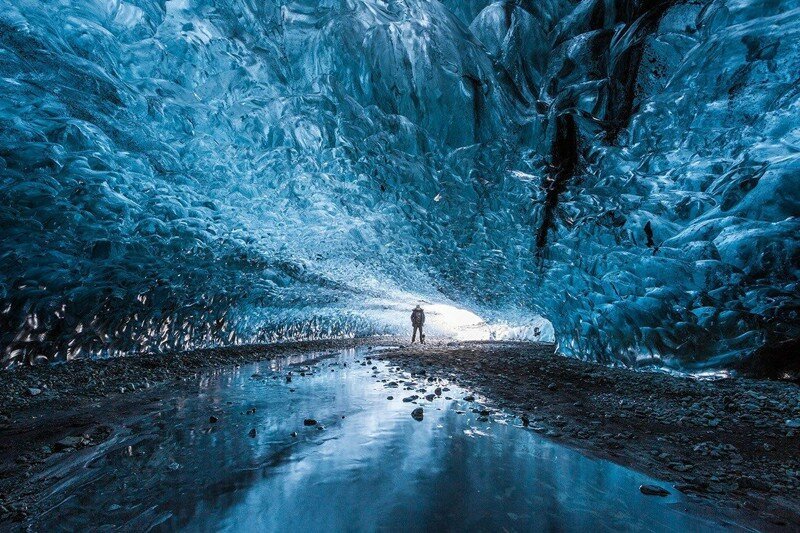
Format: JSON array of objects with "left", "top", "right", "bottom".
[{"left": 0, "top": 0, "right": 798, "bottom": 530}]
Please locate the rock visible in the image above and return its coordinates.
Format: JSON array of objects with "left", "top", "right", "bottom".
[
  {"left": 209, "top": 416, "right": 219, "bottom": 423},
  {"left": 26, "top": 387, "right": 42, "bottom": 397},
  {"left": 464, "top": 395, "right": 475, "bottom": 402},
  {"left": 425, "top": 394, "right": 435, "bottom": 402},
  {"left": 668, "top": 462, "right": 694, "bottom": 472},
  {"left": 402, "top": 395, "right": 419, "bottom": 403},
  {"left": 675, "top": 483, "right": 702, "bottom": 494},
  {"left": 248, "top": 428, "right": 257, "bottom": 438},
  {"left": 740, "top": 476, "right": 771, "bottom": 492},
  {"left": 54, "top": 436, "right": 83, "bottom": 451},
  {"left": 547, "top": 383, "right": 557, "bottom": 391},
  {"left": 785, "top": 419, "right": 800, "bottom": 428},
  {"left": 639, "top": 484, "right": 670, "bottom": 496},
  {"left": 434, "top": 387, "right": 442, "bottom": 396},
  {"left": 290, "top": 431, "right": 298, "bottom": 437},
  {"left": 521, "top": 415, "right": 530, "bottom": 427},
  {"left": 387, "top": 396, "right": 394, "bottom": 400},
  {"left": 303, "top": 418, "right": 317, "bottom": 426},
  {"left": 411, "top": 407, "right": 424, "bottom": 421}
]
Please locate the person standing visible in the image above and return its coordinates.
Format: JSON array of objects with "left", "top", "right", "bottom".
[{"left": 411, "top": 305, "right": 425, "bottom": 344}]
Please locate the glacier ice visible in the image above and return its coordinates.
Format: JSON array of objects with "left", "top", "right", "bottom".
[{"left": 0, "top": 0, "right": 797, "bottom": 369}]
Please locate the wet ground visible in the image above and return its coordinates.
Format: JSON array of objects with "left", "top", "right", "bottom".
[
  {"left": 1, "top": 338, "right": 797, "bottom": 530},
  {"left": 377, "top": 341, "right": 800, "bottom": 530},
  {"left": 6, "top": 346, "right": 741, "bottom": 531}
]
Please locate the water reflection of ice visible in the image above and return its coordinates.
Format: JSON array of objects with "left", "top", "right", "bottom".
[{"left": 31, "top": 347, "right": 733, "bottom": 532}]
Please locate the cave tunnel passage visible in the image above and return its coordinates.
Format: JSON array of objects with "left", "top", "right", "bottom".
[{"left": 0, "top": 0, "right": 798, "bottom": 372}]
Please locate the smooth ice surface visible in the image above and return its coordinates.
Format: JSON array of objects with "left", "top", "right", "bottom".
[
  {"left": 28, "top": 347, "right": 731, "bottom": 531},
  {"left": 1, "top": 0, "right": 798, "bottom": 367}
]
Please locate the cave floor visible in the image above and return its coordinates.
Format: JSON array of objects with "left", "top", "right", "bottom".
[{"left": 0, "top": 338, "right": 798, "bottom": 530}]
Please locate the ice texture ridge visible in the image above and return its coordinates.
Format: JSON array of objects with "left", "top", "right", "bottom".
[{"left": 0, "top": 0, "right": 798, "bottom": 369}]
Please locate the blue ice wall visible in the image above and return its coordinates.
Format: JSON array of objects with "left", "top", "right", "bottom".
[{"left": 1, "top": 0, "right": 797, "bottom": 368}]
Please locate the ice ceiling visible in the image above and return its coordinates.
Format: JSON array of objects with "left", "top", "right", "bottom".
[{"left": 1, "top": 0, "right": 798, "bottom": 368}]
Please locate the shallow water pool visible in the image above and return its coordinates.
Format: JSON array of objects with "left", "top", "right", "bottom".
[{"left": 32, "top": 347, "right": 737, "bottom": 532}]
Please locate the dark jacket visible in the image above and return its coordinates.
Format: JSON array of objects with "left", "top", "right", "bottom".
[{"left": 411, "top": 308, "right": 425, "bottom": 326}]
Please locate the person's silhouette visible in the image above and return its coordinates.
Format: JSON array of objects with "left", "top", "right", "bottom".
[{"left": 411, "top": 305, "right": 425, "bottom": 344}]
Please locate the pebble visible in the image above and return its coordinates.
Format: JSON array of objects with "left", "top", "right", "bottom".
[
  {"left": 248, "top": 428, "right": 257, "bottom": 438},
  {"left": 411, "top": 407, "right": 424, "bottom": 421},
  {"left": 303, "top": 418, "right": 317, "bottom": 426},
  {"left": 209, "top": 416, "right": 218, "bottom": 423},
  {"left": 669, "top": 462, "right": 694, "bottom": 472},
  {"left": 640, "top": 484, "right": 670, "bottom": 496},
  {"left": 53, "top": 436, "right": 83, "bottom": 451},
  {"left": 26, "top": 388, "right": 42, "bottom": 397}
]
